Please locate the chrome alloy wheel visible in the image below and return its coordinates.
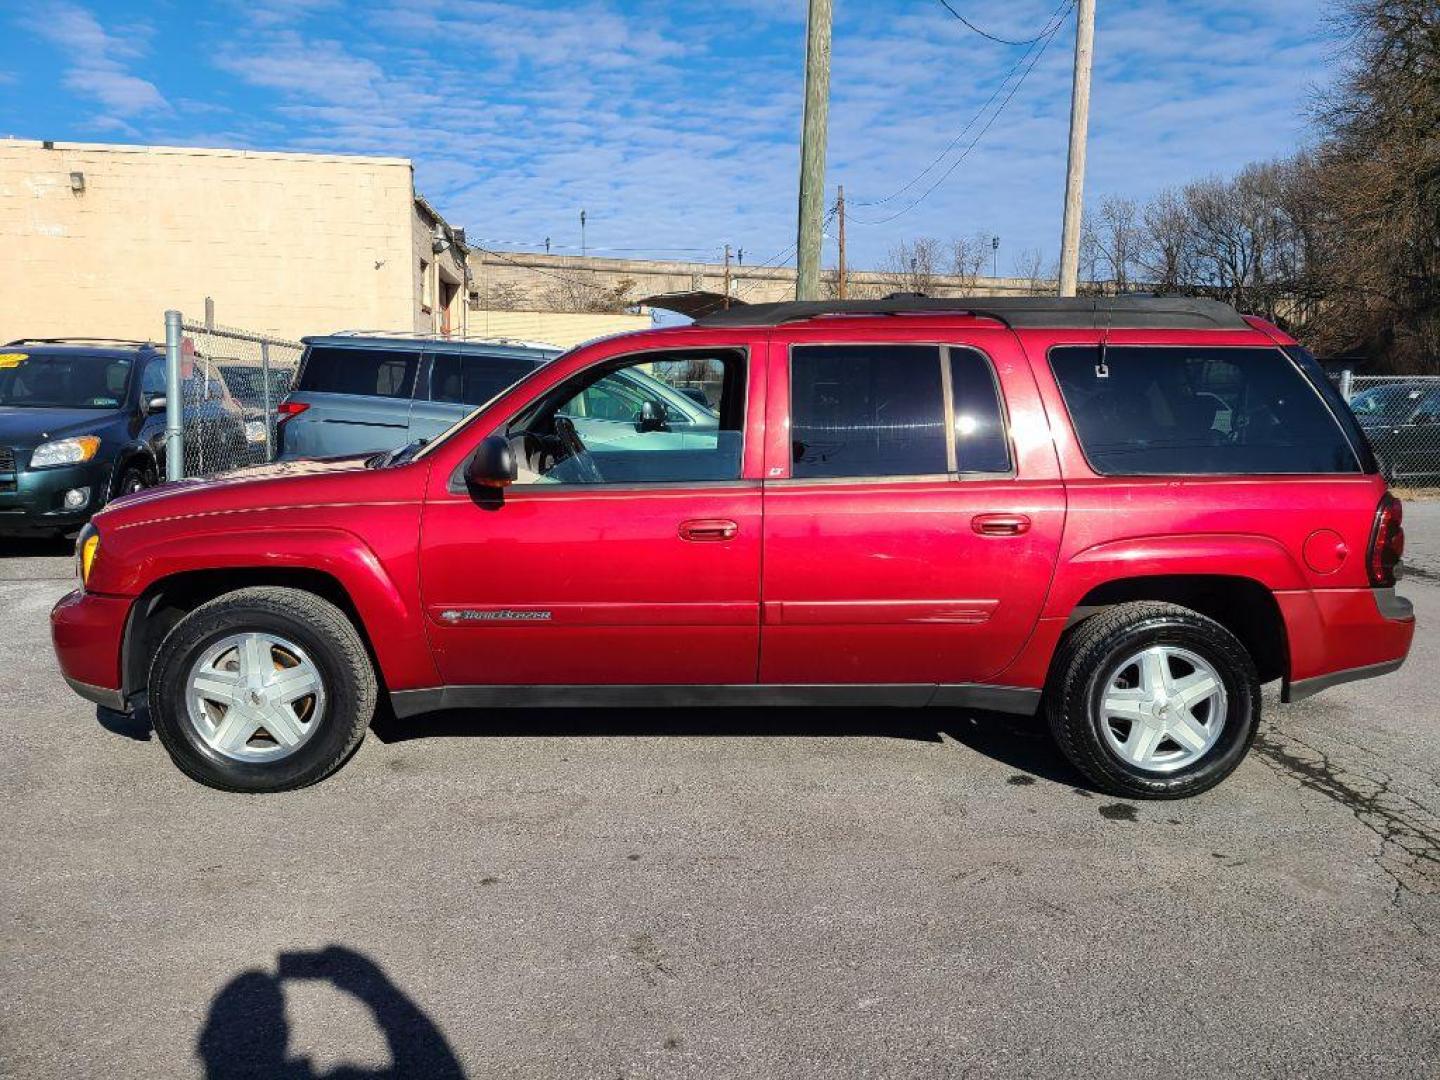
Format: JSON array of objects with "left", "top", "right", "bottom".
[
  {"left": 184, "top": 633, "right": 327, "bottom": 762},
  {"left": 1099, "top": 645, "right": 1227, "bottom": 774}
]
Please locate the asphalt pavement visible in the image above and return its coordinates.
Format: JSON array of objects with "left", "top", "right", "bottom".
[{"left": 0, "top": 512, "right": 1437, "bottom": 1079}]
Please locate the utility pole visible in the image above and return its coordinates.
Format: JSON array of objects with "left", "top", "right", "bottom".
[
  {"left": 794, "top": 0, "right": 833, "bottom": 301},
  {"left": 1058, "top": 0, "right": 1095, "bottom": 297},
  {"left": 580, "top": 210, "right": 587, "bottom": 259},
  {"left": 992, "top": 236, "right": 1000, "bottom": 279},
  {"left": 836, "top": 185, "right": 847, "bottom": 300},
  {"left": 723, "top": 243, "right": 732, "bottom": 309}
]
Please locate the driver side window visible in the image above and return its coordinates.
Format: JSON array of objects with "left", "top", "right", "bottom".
[
  {"left": 140, "top": 357, "right": 168, "bottom": 397},
  {"left": 506, "top": 350, "right": 745, "bottom": 486}
]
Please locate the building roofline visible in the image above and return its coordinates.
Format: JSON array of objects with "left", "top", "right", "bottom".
[{"left": 4, "top": 138, "right": 412, "bottom": 168}]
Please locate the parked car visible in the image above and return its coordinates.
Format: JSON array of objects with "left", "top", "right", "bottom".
[
  {"left": 52, "top": 297, "right": 1413, "bottom": 798},
  {"left": 275, "top": 334, "right": 559, "bottom": 460},
  {"left": 1348, "top": 381, "right": 1440, "bottom": 481},
  {"left": 217, "top": 362, "right": 296, "bottom": 463},
  {"left": 0, "top": 339, "right": 245, "bottom": 537}
]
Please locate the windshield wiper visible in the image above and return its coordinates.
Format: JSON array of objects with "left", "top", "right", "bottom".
[{"left": 371, "top": 438, "right": 428, "bottom": 469}]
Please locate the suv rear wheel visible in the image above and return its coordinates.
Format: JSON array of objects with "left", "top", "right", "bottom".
[
  {"left": 148, "top": 586, "right": 376, "bottom": 792},
  {"left": 1047, "top": 602, "right": 1260, "bottom": 799}
]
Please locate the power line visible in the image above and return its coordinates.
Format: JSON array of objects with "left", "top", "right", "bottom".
[
  {"left": 733, "top": 207, "right": 839, "bottom": 301},
  {"left": 848, "top": 2, "right": 1072, "bottom": 228},
  {"left": 472, "top": 238, "right": 723, "bottom": 256},
  {"left": 935, "top": 0, "right": 1059, "bottom": 46},
  {"left": 474, "top": 247, "right": 615, "bottom": 292},
  {"left": 853, "top": 0, "right": 1073, "bottom": 209}
]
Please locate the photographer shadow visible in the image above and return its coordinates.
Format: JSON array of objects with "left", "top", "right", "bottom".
[{"left": 198, "top": 945, "right": 466, "bottom": 1080}]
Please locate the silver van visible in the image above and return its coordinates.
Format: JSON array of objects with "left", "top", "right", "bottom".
[{"left": 277, "top": 334, "right": 559, "bottom": 460}]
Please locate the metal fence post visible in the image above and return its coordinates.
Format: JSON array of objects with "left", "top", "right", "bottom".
[
  {"left": 260, "top": 341, "right": 274, "bottom": 461},
  {"left": 1338, "top": 368, "right": 1354, "bottom": 401},
  {"left": 164, "top": 310, "right": 184, "bottom": 481}
]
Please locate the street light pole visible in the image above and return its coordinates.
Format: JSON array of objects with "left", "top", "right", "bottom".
[
  {"left": 794, "top": 0, "right": 833, "bottom": 301},
  {"left": 1058, "top": 0, "right": 1096, "bottom": 297}
]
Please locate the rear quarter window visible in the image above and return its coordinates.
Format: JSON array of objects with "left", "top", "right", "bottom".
[
  {"left": 1049, "top": 345, "right": 1362, "bottom": 475},
  {"left": 430, "top": 353, "right": 539, "bottom": 406},
  {"left": 297, "top": 346, "right": 419, "bottom": 399}
]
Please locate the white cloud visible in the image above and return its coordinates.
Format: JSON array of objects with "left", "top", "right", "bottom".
[
  {"left": 17, "top": 0, "right": 1341, "bottom": 271},
  {"left": 20, "top": 2, "right": 170, "bottom": 117}
]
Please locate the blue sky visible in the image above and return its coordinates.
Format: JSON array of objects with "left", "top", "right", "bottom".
[{"left": 0, "top": 0, "right": 1343, "bottom": 272}]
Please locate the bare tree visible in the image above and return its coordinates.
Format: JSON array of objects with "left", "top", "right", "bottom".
[
  {"left": 950, "top": 234, "right": 990, "bottom": 287},
  {"left": 1089, "top": 197, "right": 1142, "bottom": 291},
  {"left": 884, "top": 237, "right": 946, "bottom": 294},
  {"left": 1012, "top": 247, "right": 1050, "bottom": 294},
  {"left": 1137, "top": 188, "right": 1197, "bottom": 291},
  {"left": 541, "top": 274, "right": 638, "bottom": 314}
]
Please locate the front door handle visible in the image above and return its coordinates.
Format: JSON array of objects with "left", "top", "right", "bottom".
[
  {"left": 972, "top": 513, "right": 1032, "bottom": 537},
  {"left": 679, "top": 518, "right": 739, "bottom": 542}
]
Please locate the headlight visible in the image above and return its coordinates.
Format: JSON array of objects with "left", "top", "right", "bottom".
[
  {"left": 76, "top": 525, "right": 100, "bottom": 587},
  {"left": 31, "top": 436, "right": 101, "bottom": 468}
]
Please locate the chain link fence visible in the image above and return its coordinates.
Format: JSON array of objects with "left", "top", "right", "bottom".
[
  {"left": 1333, "top": 372, "right": 1440, "bottom": 487},
  {"left": 175, "top": 320, "right": 303, "bottom": 476}
]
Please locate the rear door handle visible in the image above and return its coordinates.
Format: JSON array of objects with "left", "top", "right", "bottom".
[
  {"left": 972, "top": 513, "right": 1032, "bottom": 537},
  {"left": 679, "top": 518, "right": 739, "bottom": 542}
]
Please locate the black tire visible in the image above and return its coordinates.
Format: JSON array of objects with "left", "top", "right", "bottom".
[
  {"left": 148, "top": 586, "right": 376, "bottom": 792},
  {"left": 112, "top": 460, "right": 153, "bottom": 499},
  {"left": 1046, "top": 601, "right": 1260, "bottom": 799}
]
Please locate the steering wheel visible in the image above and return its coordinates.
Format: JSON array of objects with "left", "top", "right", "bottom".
[{"left": 553, "top": 416, "right": 604, "bottom": 484}]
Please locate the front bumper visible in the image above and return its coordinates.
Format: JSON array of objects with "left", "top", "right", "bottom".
[
  {"left": 51, "top": 588, "right": 132, "bottom": 710},
  {"left": 0, "top": 460, "right": 112, "bottom": 535}
]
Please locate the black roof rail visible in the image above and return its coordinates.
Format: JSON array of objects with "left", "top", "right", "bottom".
[
  {"left": 6, "top": 337, "right": 157, "bottom": 348},
  {"left": 692, "top": 295, "right": 1251, "bottom": 331}
]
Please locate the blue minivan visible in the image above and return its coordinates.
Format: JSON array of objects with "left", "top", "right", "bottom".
[{"left": 277, "top": 334, "right": 560, "bottom": 460}]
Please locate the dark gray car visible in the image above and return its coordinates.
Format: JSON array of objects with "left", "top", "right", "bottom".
[{"left": 277, "top": 334, "right": 559, "bottom": 460}]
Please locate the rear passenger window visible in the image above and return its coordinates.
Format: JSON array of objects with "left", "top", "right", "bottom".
[
  {"left": 791, "top": 345, "right": 947, "bottom": 478},
  {"left": 297, "top": 347, "right": 418, "bottom": 399},
  {"left": 950, "top": 348, "right": 1010, "bottom": 473},
  {"left": 1049, "top": 346, "right": 1362, "bottom": 475},
  {"left": 431, "top": 354, "right": 536, "bottom": 406}
]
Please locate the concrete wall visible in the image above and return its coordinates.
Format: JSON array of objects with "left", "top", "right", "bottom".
[
  {"left": 466, "top": 309, "right": 651, "bottom": 349},
  {"left": 0, "top": 140, "right": 419, "bottom": 343},
  {"left": 468, "top": 249, "right": 1051, "bottom": 313}
]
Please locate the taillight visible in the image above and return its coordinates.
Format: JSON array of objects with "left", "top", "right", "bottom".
[
  {"left": 1368, "top": 494, "right": 1404, "bottom": 587},
  {"left": 276, "top": 398, "right": 309, "bottom": 425}
]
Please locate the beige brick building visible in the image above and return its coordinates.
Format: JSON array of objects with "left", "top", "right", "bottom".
[{"left": 0, "top": 139, "right": 470, "bottom": 344}]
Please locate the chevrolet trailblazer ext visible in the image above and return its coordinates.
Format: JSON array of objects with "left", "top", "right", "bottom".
[{"left": 51, "top": 298, "right": 1414, "bottom": 798}]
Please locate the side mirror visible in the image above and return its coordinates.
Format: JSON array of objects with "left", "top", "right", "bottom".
[
  {"left": 635, "top": 399, "right": 670, "bottom": 433},
  {"left": 146, "top": 395, "right": 167, "bottom": 414},
  {"left": 465, "top": 434, "right": 517, "bottom": 489}
]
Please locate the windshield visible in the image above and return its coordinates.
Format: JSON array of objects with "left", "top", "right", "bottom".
[
  {"left": 0, "top": 351, "right": 132, "bottom": 409},
  {"left": 1349, "top": 385, "right": 1423, "bottom": 423},
  {"left": 411, "top": 352, "right": 565, "bottom": 463}
]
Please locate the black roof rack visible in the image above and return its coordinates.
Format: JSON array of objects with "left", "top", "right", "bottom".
[
  {"left": 6, "top": 337, "right": 156, "bottom": 348},
  {"left": 693, "top": 295, "right": 1251, "bottom": 331}
]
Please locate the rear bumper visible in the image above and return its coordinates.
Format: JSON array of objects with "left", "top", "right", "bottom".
[
  {"left": 1280, "top": 587, "right": 1414, "bottom": 703},
  {"left": 51, "top": 588, "right": 132, "bottom": 710}
]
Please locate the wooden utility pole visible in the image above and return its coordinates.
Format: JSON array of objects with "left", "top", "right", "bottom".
[
  {"left": 723, "top": 244, "right": 732, "bottom": 309},
  {"left": 794, "top": 0, "right": 833, "bottom": 301},
  {"left": 1057, "top": 0, "right": 1095, "bottom": 297},
  {"left": 836, "top": 185, "right": 847, "bottom": 300}
]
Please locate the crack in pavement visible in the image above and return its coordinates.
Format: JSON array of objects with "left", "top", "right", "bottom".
[{"left": 1252, "top": 724, "right": 1440, "bottom": 914}]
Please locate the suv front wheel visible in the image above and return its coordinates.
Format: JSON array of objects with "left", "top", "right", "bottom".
[
  {"left": 1047, "top": 602, "right": 1260, "bottom": 799},
  {"left": 148, "top": 586, "right": 377, "bottom": 792}
]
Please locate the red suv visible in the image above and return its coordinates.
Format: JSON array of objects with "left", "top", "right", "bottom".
[{"left": 51, "top": 297, "right": 1414, "bottom": 797}]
